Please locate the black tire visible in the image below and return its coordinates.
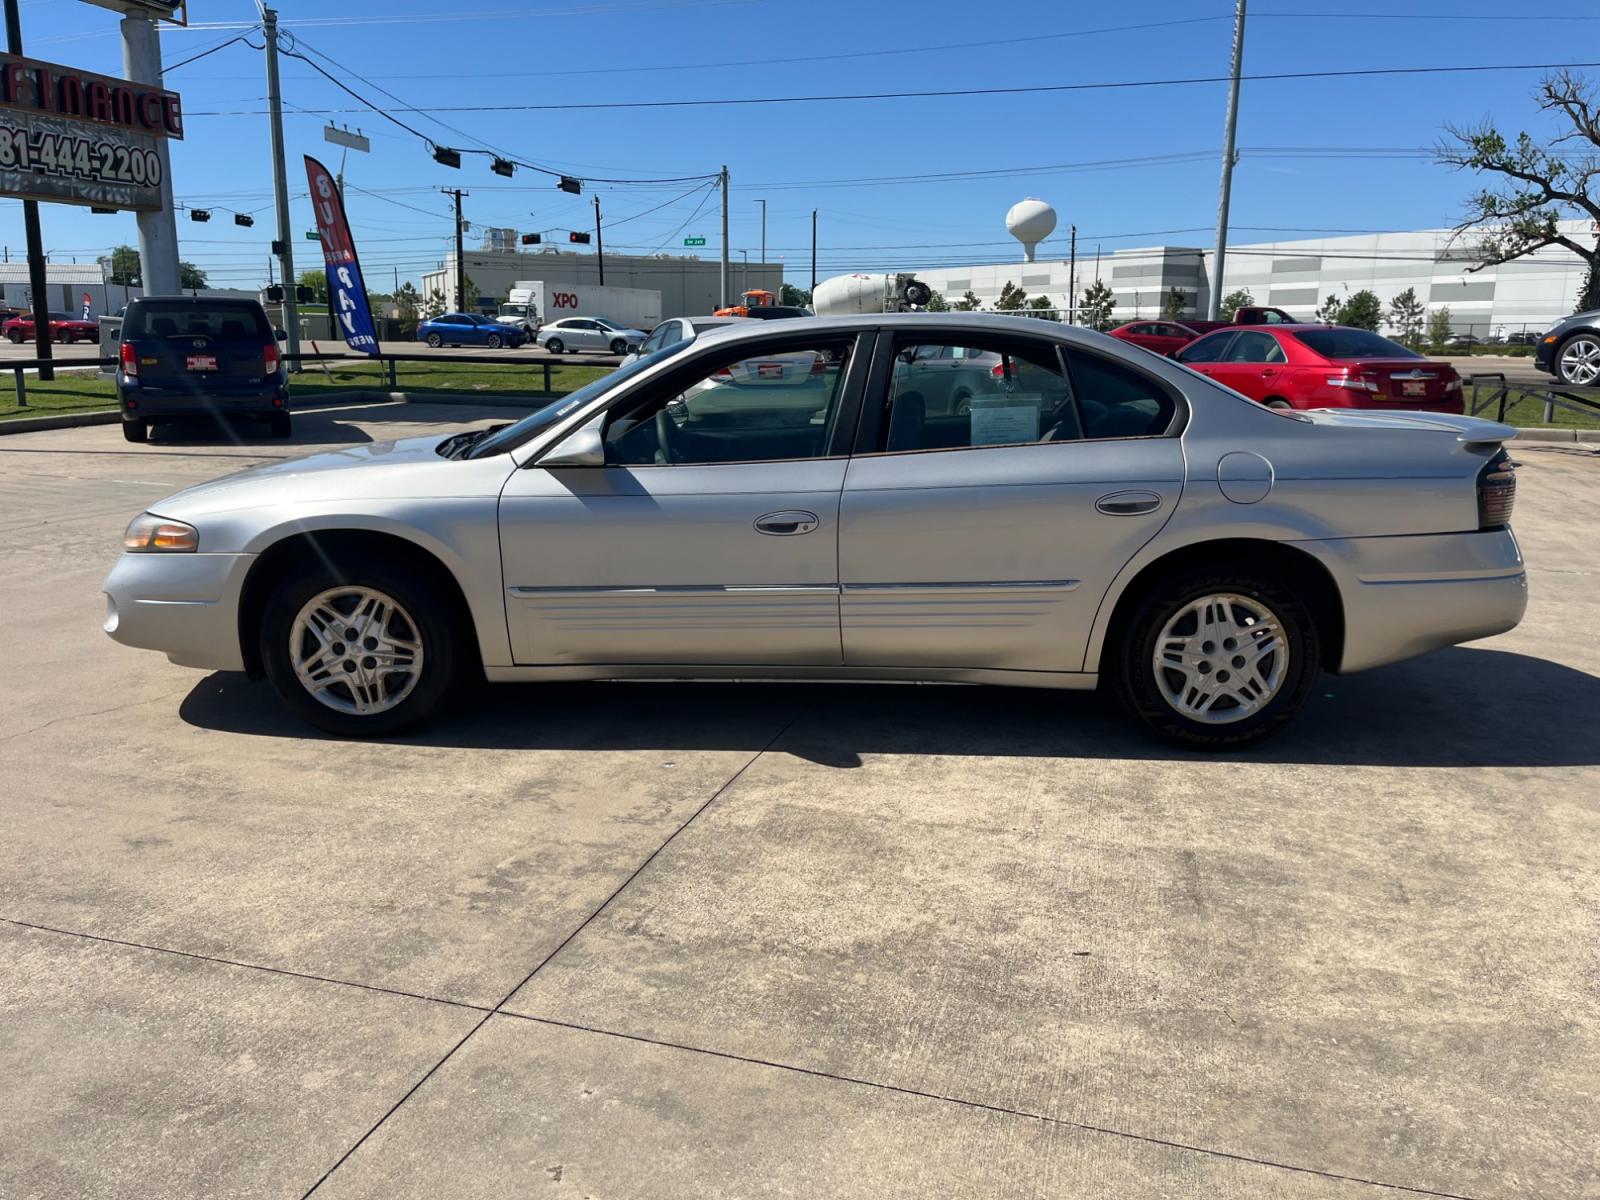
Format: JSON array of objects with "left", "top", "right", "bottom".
[
  {"left": 609, "top": 338, "right": 628, "bottom": 355},
  {"left": 269, "top": 411, "right": 292, "bottom": 438},
  {"left": 426, "top": 333, "right": 443, "bottom": 348},
  {"left": 260, "top": 552, "right": 462, "bottom": 737},
  {"left": 545, "top": 337, "right": 564, "bottom": 354},
  {"left": 1112, "top": 569, "right": 1320, "bottom": 749},
  {"left": 1263, "top": 397, "right": 1293, "bottom": 410},
  {"left": 485, "top": 333, "right": 502, "bottom": 349},
  {"left": 121, "top": 418, "right": 148, "bottom": 443},
  {"left": 7, "top": 330, "right": 23, "bottom": 344}
]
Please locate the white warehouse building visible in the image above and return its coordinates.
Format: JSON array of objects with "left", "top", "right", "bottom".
[{"left": 912, "top": 219, "right": 1593, "bottom": 338}]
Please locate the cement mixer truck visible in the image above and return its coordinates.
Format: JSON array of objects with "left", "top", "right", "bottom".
[{"left": 812, "top": 272, "right": 933, "bottom": 317}]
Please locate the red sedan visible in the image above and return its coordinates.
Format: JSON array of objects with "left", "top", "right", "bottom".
[
  {"left": 1173, "top": 324, "right": 1464, "bottom": 413},
  {"left": 3, "top": 311, "right": 101, "bottom": 345},
  {"left": 1107, "top": 319, "right": 1199, "bottom": 356}
]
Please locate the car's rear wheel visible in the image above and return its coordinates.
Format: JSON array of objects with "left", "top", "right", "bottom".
[
  {"left": 269, "top": 412, "right": 292, "bottom": 438},
  {"left": 610, "top": 338, "right": 627, "bottom": 355},
  {"left": 121, "top": 418, "right": 147, "bottom": 443},
  {"left": 485, "top": 333, "right": 502, "bottom": 349},
  {"left": 545, "top": 337, "right": 565, "bottom": 354},
  {"left": 1263, "top": 397, "right": 1293, "bottom": 410},
  {"left": 260, "top": 556, "right": 460, "bottom": 736},
  {"left": 7, "top": 330, "right": 22, "bottom": 344},
  {"left": 1556, "top": 334, "right": 1600, "bottom": 386},
  {"left": 426, "top": 333, "right": 443, "bottom": 348},
  {"left": 1113, "top": 570, "right": 1319, "bottom": 748}
]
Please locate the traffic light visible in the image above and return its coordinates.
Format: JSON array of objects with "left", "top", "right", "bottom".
[
  {"left": 568, "top": 231, "right": 591, "bottom": 244},
  {"left": 271, "top": 240, "right": 286, "bottom": 256},
  {"left": 491, "top": 157, "right": 514, "bottom": 177},
  {"left": 233, "top": 213, "right": 254, "bottom": 227},
  {"left": 557, "top": 176, "right": 581, "bottom": 194},
  {"left": 190, "top": 208, "right": 211, "bottom": 222},
  {"left": 265, "top": 285, "right": 285, "bottom": 303},
  {"left": 520, "top": 233, "right": 541, "bottom": 245},
  {"left": 433, "top": 145, "right": 461, "bottom": 168},
  {"left": 295, "top": 285, "right": 316, "bottom": 303}
]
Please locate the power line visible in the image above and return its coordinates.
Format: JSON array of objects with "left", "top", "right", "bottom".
[{"left": 186, "top": 59, "right": 1600, "bottom": 118}]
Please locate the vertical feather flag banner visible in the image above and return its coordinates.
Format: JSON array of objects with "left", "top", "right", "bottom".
[{"left": 303, "top": 155, "right": 380, "bottom": 355}]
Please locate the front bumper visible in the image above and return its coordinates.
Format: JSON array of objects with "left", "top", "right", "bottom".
[
  {"left": 103, "top": 550, "right": 255, "bottom": 671},
  {"left": 1533, "top": 339, "right": 1558, "bottom": 375},
  {"left": 1293, "top": 528, "right": 1527, "bottom": 674}
]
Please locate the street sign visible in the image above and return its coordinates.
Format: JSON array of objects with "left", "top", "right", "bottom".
[
  {"left": 305, "top": 230, "right": 321, "bottom": 240},
  {"left": 78, "top": 0, "right": 188, "bottom": 25},
  {"left": 0, "top": 52, "right": 183, "bottom": 212},
  {"left": 323, "top": 125, "right": 370, "bottom": 153},
  {"left": 684, "top": 236, "right": 706, "bottom": 246}
]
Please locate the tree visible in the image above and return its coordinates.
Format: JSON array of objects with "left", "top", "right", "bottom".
[
  {"left": 1219, "top": 288, "right": 1254, "bottom": 320},
  {"left": 421, "top": 288, "right": 446, "bottom": 320},
  {"left": 779, "top": 283, "right": 811, "bottom": 307},
  {"left": 995, "top": 281, "right": 1029, "bottom": 311},
  {"left": 952, "top": 290, "right": 983, "bottom": 311},
  {"left": 1025, "top": 295, "right": 1057, "bottom": 321},
  {"left": 1579, "top": 260, "right": 1600, "bottom": 312},
  {"left": 1080, "top": 279, "right": 1117, "bottom": 331},
  {"left": 108, "top": 244, "right": 141, "bottom": 286},
  {"left": 1435, "top": 70, "right": 1600, "bottom": 285},
  {"left": 1337, "top": 289, "right": 1383, "bottom": 331},
  {"left": 1314, "top": 294, "right": 1343, "bottom": 324},
  {"left": 179, "top": 262, "right": 207, "bottom": 290},
  {"left": 461, "top": 273, "right": 480, "bottom": 310},
  {"left": 1427, "top": 306, "right": 1454, "bottom": 347},
  {"left": 395, "top": 282, "right": 421, "bottom": 336},
  {"left": 1161, "top": 287, "right": 1187, "bottom": 319},
  {"left": 1387, "top": 287, "right": 1426, "bottom": 348},
  {"left": 925, "top": 289, "right": 949, "bottom": 312},
  {"left": 297, "top": 269, "right": 329, "bottom": 305}
]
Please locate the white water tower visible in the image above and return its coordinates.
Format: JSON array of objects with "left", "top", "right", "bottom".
[{"left": 1006, "top": 198, "right": 1057, "bottom": 262}]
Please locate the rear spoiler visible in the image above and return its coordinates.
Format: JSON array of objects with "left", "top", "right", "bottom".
[{"left": 1296, "top": 408, "right": 1515, "bottom": 447}]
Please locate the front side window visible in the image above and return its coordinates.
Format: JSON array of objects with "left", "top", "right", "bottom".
[
  {"left": 1176, "top": 332, "right": 1235, "bottom": 363},
  {"left": 604, "top": 338, "right": 854, "bottom": 466},
  {"left": 879, "top": 337, "right": 1080, "bottom": 453}
]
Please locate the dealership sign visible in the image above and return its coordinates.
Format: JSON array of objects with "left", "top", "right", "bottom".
[
  {"left": 78, "top": 0, "right": 188, "bottom": 25},
  {"left": 305, "top": 155, "right": 382, "bottom": 356},
  {"left": 0, "top": 53, "right": 182, "bottom": 211}
]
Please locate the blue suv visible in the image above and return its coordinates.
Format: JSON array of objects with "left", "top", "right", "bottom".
[{"left": 418, "top": 312, "right": 527, "bottom": 349}]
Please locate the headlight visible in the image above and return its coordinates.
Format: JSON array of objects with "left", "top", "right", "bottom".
[{"left": 123, "top": 512, "right": 198, "bottom": 552}]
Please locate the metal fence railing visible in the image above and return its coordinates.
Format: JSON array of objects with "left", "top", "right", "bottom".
[{"left": 1465, "top": 373, "right": 1600, "bottom": 424}]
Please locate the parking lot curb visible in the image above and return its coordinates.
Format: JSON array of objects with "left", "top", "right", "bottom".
[{"left": 1511, "top": 428, "right": 1600, "bottom": 443}]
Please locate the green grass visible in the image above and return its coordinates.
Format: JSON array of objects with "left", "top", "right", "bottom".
[
  {"left": 0, "top": 360, "right": 610, "bottom": 421},
  {"left": 1471, "top": 385, "right": 1600, "bottom": 430}
]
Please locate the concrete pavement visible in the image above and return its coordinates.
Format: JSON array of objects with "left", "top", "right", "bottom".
[{"left": 1, "top": 406, "right": 1596, "bottom": 1198}]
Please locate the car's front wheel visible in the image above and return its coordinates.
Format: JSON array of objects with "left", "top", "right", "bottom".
[
  {"left": 260, "top": 556, "right": 461, "bottom": 736},
  {"left": 1556, "top": 333, "right": 1600, "bottom": 386},
  {"left": 610, "top": 338, "right": 627, "bottom": 355},
  {"left": 545, "top": 337, "right": 564, "bottom": 354},
  {"left": 6, "top": 330, "right": 23, "bottom": 344},
  {"left": 426, "top": 333, "right": 443, "bottom": 348},
  {"left": 1113, "top": 570, "right": 1319, "bottom": 748},
  {"left": 485, "top": 333, "right": 502, "bottom": 349}
]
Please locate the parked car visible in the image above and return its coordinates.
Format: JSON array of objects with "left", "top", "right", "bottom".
[
  {"left": 537, "top": 317, "right": 647, "bottom": 355},
  {"left": 103, "top": 313, "right": 1524, "bottom": 749},
  {"left": 1108, "top": 320, "right": 1200, "bottom": 356},
  {"left": 1534, "top": 309, "right": 1600, "bottom": 386},
  {"left": 417, "top": 312, "right": 527, "bottom": 349},
  {"left": 621, "top": 315, "right": 745, "bottom": 365},
  {"left": 3, "top": 310, "right": 100, "bottom": 344},
  {"left": 115, "top": 296, "right": 290, "bottom": 443},
  {"left": 1179, "top": 306, "right": 1302, "bottom": 336},
  {"left": 1174, "top": 325, "right": 1464, "bottom": 412}
]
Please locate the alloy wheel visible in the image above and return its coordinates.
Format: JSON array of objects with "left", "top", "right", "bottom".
[
  {"left": 289, "top": 586, "right": 424, "bottom": 716},
  {"left": 1559, "top": 336, "right": 1600, "bottom": 385},
  {"left": 1152, "top": 593, "right": 1289, "bottom": 724}
]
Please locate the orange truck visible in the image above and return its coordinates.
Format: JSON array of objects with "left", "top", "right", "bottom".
[{"left": 714, "top": 289, "right": 778, "bottom": 317}]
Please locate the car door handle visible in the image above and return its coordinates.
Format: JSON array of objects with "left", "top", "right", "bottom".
[
  {"left": 1096, "top": 491, "right": 1163, "bottom": 516},
  {"left": 754, "top": 510, "right": 819, "bottom": 535}
]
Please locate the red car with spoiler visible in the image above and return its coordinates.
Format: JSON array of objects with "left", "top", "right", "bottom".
[{"left": 1174, "top": 324, "right": 1464, "bottom": 413}]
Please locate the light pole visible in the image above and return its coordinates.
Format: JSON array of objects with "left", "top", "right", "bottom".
[
  {"left": 1207, "top": 0, "right": 1247, "bottom": 320},
  {"left": 754, "top": 197, "right": 766, "bottom": 286}
]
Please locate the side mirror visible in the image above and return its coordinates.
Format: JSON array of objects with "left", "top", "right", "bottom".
[
  {"left": 275, "top": 329, "right": 288, "bottom": 341},
  {"left": 537, "top": 414, "right": 605, "bottom": 468}
]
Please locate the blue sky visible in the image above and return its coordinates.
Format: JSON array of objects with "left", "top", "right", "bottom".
[{"left": 8, "top": 0, "right": 1599, "bottom": 292}]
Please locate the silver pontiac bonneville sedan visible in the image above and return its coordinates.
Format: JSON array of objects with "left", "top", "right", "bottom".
[{"left": 103, "top": 314, "right": 1527, "bottom": 747}]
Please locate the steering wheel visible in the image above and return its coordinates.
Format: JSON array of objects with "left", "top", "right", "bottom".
[{"left": 654, "top": 406, "right": 681, "bottom": 464}]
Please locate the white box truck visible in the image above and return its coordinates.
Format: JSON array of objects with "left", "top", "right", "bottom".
[{"left": 498, "top": 282, "right": 662, "bottom": 336}]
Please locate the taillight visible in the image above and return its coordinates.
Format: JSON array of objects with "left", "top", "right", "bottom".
[
  {"left": 990, "top": 361, "right": 1009, "bottom": 379},
  {"left": 711, "top": 366, "right": 733, "bottom": 380},
  {"left": 1324, "top": 370, "right": 1379, "bottom": 392},
  {"left": 264, "top": 342, "right": 279, "bottom": 374},
  {"left": 119, "top": 341, "right": 138, "bottom": 379},
  {"left": 1478, "top": 450, "right": 1517, "bottom": 529},
  {"left": 809, "top": 355, "right": 826, "bottom": 375}
]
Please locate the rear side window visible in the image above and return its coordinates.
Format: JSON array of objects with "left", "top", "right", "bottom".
[
  {"left": 125, "top": 303, "right": 270, "bottom": 340},
  {"left": 1294, "top": 328, "right": 1420, "bottom": 359},
  {"left": 1063, "top": 349, "right": 1176, "bottom": 439}
]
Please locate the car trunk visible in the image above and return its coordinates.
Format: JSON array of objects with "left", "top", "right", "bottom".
[{"left": 1330, "top": 357, "right": 1458, "bottom": 404}]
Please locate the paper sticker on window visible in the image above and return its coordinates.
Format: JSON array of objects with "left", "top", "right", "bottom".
[{"left": 969, "top": 395, "right": 1040, "bottom": 445}]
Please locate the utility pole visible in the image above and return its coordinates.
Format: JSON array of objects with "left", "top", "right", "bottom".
[
  {"left": 593, "top": 194, "right": 605, "bottom": 286},
  {"left": 1207, "top": 0, "right": 1247, "bottom": 321},
  {"left": 444, "top": 188, "right": 468, "bottom": 310},
  {"left": 5, "top": 0, "right": 52, "bottom": 380},
  {"left": 754, "top": 197, "right": 766, "bottom": 285},
  {"left": 810, "top": 209, "right": 817, "bottom": 294},
  {"left": 262, "top": 7, "right": 299, "bottom": 366},
  {"left": 120, "top": 9, "right": 179, "bottom": 300},
  {"left": 719, "top": 165, "right": 730, "bottom": 308},
  {"left": 1068, "top": 224, "right": 1077, "bottom": 325}
]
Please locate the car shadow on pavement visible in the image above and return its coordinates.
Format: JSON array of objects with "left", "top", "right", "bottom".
[
  {"left": 149, "top": 414, "right": 374, "bottom": 448},
  {"left": 177, "top": 645, "right": 1600, "bottom": 769}
]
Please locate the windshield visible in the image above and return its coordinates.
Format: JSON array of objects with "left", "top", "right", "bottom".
[
  {"left": 1294, "top": 328, "right": 1421, "bottom": 359},
  {"left": 466, "top": 341, "right": 692, "bottom": 459}
]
